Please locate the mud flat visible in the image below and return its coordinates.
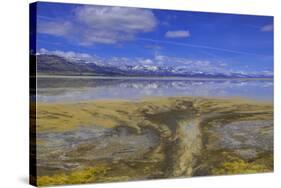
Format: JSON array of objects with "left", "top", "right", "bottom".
[{"left": 32, "top": 96, "right": 273, "bottom": 186}]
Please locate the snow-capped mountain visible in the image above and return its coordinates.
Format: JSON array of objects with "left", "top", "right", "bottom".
[{"left": 34, "top": 53, "right": 273, "bottom": 78}]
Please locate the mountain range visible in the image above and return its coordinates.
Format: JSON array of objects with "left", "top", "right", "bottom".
[{"left": 33, "top": 54, "right": 273, "bottom": 78}]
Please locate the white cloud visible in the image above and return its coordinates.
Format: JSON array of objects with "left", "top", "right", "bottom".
[
  {"left": 139, "top": 59, "right": 153, "bottom": 65},
  {"left": 53, "top": 50, "right": 92, "bottom": 60},
  {"left": 38, "top": 48, "right": 93, "bottom": 61},
  {"left": 75, "top": 6, "right": 156, "bottom": 33},
  {"left": 155, "top": 55, "right": 165, "bottom": 61},
  {"left": 38, "top": 21, "right": 73, "bottom": 37},
  {"left": 37, "top": 48, "right": 48, "bottom": 54},
  {"left": 260, "top": 24, "right": 273, "bottom": 32},
  {"left": 152, "top": 54, "right": 227, "bottom": 73},
  {"left": 38, "top": 5, "right": 157, "bottom": 45},
  {"left": 165, "top": 30, "right": 190, "bottom": 38}
]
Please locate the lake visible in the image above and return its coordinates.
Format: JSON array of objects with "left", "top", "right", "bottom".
[
  {"left": 35, "top": 76, "right": 273, "bottom": 103},
  {"left": 34, "top": 76, "right": 274, "bottom": 183}
]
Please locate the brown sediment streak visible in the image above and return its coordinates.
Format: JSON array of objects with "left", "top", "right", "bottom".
[
  {"left": 162, "top": 119, "right": 202, "bottom": 177},
  {"left": 173, "top": 119, "right": 202, "bottom": 176}
]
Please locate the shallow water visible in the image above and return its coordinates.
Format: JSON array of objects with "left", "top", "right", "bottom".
[
  {"left": 37, "top": 126, "right": 160, "bottom": 175},
  {"left": 36, "top": 77, "right": 273, "bottom": 103},
  {"left": 34, "top": 77, "right": 273, "bottom": 102}
]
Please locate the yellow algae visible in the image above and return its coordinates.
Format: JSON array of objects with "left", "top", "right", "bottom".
[{"left": 34, "top": 96, "right": 273, "bottom": 184}]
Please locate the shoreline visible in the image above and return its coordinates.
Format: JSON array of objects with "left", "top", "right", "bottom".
[
  {"left": 34, "top": 96, "right": 273, "bottom": 133},
  {"left": 34, "top": 95, "right": 274, "bottom": 106},
  {"left": 34, "top": 74, "right": 274, "bottom": 81}
]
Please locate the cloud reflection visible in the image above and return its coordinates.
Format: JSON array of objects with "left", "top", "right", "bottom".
[{"left": 36, "top": 78, "right": 273, "bottom": 103}]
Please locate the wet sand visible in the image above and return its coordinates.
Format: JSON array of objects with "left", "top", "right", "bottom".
[{"left": 32, "top": 96, "right": 273, "bottom": 186}]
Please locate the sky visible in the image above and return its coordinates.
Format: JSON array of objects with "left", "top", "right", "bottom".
[{"left": 35, "top": 2, "right": 274, "bottom": 75}]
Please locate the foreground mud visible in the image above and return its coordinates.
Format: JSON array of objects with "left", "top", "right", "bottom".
[{"left": 32, "top": 97, "right": 273, "bottom": 186}]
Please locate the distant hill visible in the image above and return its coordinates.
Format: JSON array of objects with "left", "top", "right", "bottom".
[
  {"left": 33, "top": 54, "right": 273, "bottom": 78},
  {"left": 35, "top": 54, "right": 127, "bottom": 76}
]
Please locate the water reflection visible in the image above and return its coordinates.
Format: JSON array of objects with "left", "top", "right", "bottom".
[{"left": 36, "top": 77, "right": 273, "bottom": 103}]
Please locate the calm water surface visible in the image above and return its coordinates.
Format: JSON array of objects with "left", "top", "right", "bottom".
[{"left": 35, "top": 77, "right": 273, "bottom": 103}]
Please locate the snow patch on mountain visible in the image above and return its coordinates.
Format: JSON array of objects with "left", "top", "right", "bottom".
[{"left": 36, "top": 48, "right": 273, "bottom": 78}]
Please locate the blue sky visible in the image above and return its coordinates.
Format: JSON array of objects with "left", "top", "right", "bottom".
[{"left": 35, "top": 2, "right": 273, "bottom": 74}]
